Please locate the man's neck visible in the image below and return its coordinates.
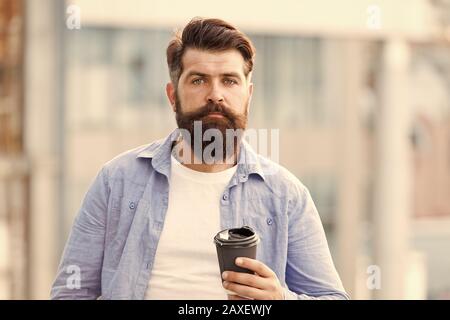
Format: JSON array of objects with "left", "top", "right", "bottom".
[{"left": 171, "top": 138, "right": 238, "bottom": 173}]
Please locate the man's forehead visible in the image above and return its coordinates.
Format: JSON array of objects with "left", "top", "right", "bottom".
[{"left": 181, "top": 48, "right": 246, "bottom": 76}]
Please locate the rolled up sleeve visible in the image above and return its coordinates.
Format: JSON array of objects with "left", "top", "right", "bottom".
[{"left": 284, "top": 181, "right": 350, "bottom": 300}]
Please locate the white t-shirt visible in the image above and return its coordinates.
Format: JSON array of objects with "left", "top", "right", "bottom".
[{"left": 145, "top": 154, "right": 237, "bottom": 300}]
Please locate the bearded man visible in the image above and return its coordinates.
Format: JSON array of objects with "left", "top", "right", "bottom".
[{"left": 51, "top": 17, "right": 349, "bottom": 300}]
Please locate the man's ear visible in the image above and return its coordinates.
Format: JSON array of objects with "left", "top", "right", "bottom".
[{"left": 166, "top": 82, "right": 176, "bottom": 112}]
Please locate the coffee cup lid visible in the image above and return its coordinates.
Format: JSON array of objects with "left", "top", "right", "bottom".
[{"left": 214, "top": 226, "right": 259, "bottom": 248}]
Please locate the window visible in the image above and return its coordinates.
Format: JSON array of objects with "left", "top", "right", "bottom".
[{"left": 250, "top": 34, "right": 324, "bottom": 128}]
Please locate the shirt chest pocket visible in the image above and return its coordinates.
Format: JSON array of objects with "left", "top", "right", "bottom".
[
  {"left": 243, "top": 214, "right": 277, "bottom": 240},
  {"left": 239, "top": 197, "right": 288, "bottom": 268},
  {"left": 240, "top": 198, "right": 280, "bottom": 251},
  {"left": 241, "top": 214, "right": 278, "bottom": 264}
]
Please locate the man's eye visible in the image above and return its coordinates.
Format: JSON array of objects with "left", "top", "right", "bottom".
[
  {"left": 192, "top": 78, "right": 204, "bottom": 85},
  {"left": 224, "top": 78, "right": 238, "bottom": 85}
]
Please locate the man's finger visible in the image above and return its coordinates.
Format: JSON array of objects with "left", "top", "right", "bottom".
[
  {"left": 235, "top": 257, "right": 274, "bottom": 278},
  {"left": 227, "top": 294, "right": 252, "bottom": 300},
  {"left": 222, "top": 271, "right": 270, "bottom": 290},
  {"left": 223, "top": 281, "right": 266, "bottom": 300}
]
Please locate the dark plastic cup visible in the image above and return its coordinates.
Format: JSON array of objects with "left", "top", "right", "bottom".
[{"left": 213, "top": 226, "right": 260, "bottom": 281}]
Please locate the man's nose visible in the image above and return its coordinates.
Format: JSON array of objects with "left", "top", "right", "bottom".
[{"left": 206, "top": 83, "right": 224, "bottom": 103}]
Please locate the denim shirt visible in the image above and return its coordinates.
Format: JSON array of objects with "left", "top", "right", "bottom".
[{"left": 51, "top": 128, "right": 349, "bottom": 300}]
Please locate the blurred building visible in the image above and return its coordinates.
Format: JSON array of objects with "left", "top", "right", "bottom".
[
  {"left": 0, "top": 0, "right": 28, "bottom": 299},
  {"left": 1, "top": 0, "right": 449, "bottom": 299}
]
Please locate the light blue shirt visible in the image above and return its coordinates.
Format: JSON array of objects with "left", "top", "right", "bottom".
[{"left": 51, "top": 128, "right": 350, "bottom": 300}]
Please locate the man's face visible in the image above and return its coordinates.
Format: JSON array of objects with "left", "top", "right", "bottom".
[{"left": 167, "top": 48, "right": 253, "bottom": 162}]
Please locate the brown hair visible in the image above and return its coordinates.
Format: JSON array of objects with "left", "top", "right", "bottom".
[{"left": 166, "top": 17, "right": 255, "bottom": 86}]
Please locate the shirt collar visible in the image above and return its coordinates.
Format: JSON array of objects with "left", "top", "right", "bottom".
[{"left": 137, "top": 128, "right": 265, "bottom": 182}]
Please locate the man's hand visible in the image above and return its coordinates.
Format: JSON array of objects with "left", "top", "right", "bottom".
[{"left": 222, "top": 257, "right": 284, "bottom": 300}]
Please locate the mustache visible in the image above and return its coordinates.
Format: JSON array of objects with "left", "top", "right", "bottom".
[{"left": 178, "top": 102, "right": 236, "bottom": 121}]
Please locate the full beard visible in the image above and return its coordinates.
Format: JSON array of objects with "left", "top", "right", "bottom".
[{"left": 174, "top": 93, "right": 248, "bottom": 164}]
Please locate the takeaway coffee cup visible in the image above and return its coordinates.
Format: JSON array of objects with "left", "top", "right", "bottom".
[{"left": 213, "top": 226, "right": 260, "bottom": 280}]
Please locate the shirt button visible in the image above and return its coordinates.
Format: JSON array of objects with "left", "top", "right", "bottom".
[
  {"left": 222, "top": 193, "right": 229, "bottom": 201},
  {"left": 129, "top": 202, "right": 136, "bottom": 210},
  {"left": 266, "top": 218, "right": 273, "bottom": 225}
]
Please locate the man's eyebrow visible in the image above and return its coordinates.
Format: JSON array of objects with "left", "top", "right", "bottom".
[
  {"left": 185, "top": 71, "right": 209, "bottom": 78},
  {"left": 222, "top": 72, "right": 242, "bottom": 79},
  {"left": 185, "top": 71, "right": 243, "bottom": 79}
]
